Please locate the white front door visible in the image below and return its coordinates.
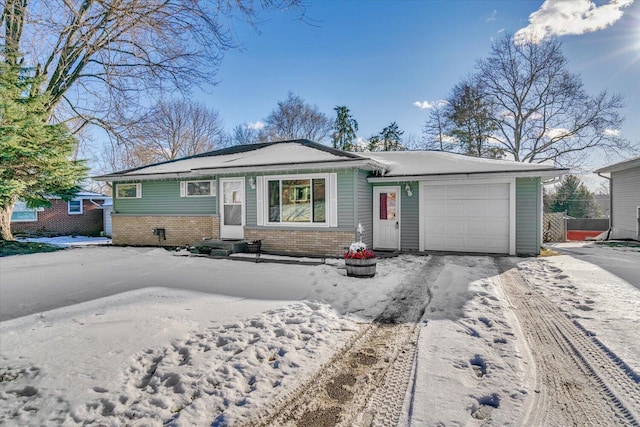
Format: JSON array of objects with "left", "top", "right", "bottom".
[
  {"left": 373, "top": 187, "right": 400, "bottom": 250},
  {"left": 220, "top": 178, "right": 245, "bottom": 239}
]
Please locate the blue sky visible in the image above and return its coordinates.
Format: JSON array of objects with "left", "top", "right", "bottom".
[{"left": 197, "top": 0, "right": 639, "bottom": 174}]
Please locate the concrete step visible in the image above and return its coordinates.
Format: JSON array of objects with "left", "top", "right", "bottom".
[{"left": 194, "top": 239, "right": 245, "bottom": 253}]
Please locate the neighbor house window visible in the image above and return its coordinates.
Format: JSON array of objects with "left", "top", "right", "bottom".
[
  {"left": 68, "top": 199, "right": 82, "bottom": 214},
  {"left": 267, "top": 176, "right": 327, "bottom": 224},
  {"left": 11, "top": 201, "right": 37, "bottom": 222},
  {"left": 180, "top": 180, "right": 215, "bottom": 197},
  {"left": 116, "top": 183, "right": 142, "bottom": 199}
]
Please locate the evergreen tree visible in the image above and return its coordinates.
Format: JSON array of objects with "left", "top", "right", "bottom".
[
  {"left": 447, "top": 81, "right": 502, "bottom": 158},
  {"left": 548, "top": 175, "right": 597, "bottom": 218},
  {"left": 380, "top": 122, "right": 404, "bottom": 151},
  {"left": 0, "top": 61, "right": 88, "bottom": 240},
  {"left": 367, "top": 134, "right": 382, "bottom": 152},
  {"left": 331, "top": 106, "right": 359, "bottom": 151}
]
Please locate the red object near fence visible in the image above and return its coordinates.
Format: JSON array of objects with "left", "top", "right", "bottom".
[{"left": 566, "top": 230, "right": 603, "bottom": 241}]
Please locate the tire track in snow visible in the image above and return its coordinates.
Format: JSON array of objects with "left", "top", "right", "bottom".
[
  {"left": 245, "top": 256, "right": 443, "bottom": 427},
  {"left": 496, "top": 259, "right": 640, "bottom": 427}
]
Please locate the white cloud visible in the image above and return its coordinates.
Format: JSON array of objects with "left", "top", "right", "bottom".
[
  {"left": 546, "top": 127, "right": 572, "bottom": 139},
  {"left": 413, "top": 99, "right": 448, "bottom": 110},
  {"left": 603, "top": 128, "right": 621, "bottom": 136},
  {"left": 486, "top": 9, "right": 498, "bottom": 22},
  {"left": 413, "top": 100, "right": 435, "bottom": 110},
  {"left": 247, "top": 121, "right": 265, "bottom": 130},
  {"left": 514, "top": 0, "right": 634, "bottom": 45}
]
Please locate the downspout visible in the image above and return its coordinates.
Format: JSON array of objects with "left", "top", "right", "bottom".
[
  {"left": 597, "top": 172, "right": 612, "bottom": 240},
  {"left": 89, "top": 199, "right": 102, "bottom": 208}
]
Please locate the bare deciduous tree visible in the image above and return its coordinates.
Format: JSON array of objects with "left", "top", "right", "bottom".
[
  {"left": 1, "top": 0, "right": 305, "bottom": 139},
  {"left": 263, "top": 92, "right": 333, "bottom": 142},
  {"left": 131, "top": 100, "right": 224, "bottom": 162},
  {"left": 475, "top": 34, "right": 630, "bottom": 166},
  {"left": 421, "top": 100, "right": 455, "bottom": 151}
]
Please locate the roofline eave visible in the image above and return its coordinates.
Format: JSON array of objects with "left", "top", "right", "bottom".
[
  {"left": 367, "top": 168, "right": 567, "bottom": 183},
  {"left": 94, "top": 159, "right": 388, "bottom": 182}
]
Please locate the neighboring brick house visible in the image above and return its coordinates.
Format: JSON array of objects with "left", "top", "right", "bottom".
[
  {"left": 95, "top": 140, "right": 566, "bottom": 256},
  {"left": 11, "top": 190, "right": 111, "bottom": 236}
]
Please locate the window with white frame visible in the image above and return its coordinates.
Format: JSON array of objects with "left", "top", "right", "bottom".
[
  {"left": 180, "top": 180, "right": 215, "bottom": 197},
  {"left": 259, "top": 173, "right": 337, "bottom": 226},
  {"left": 116, "top": 183, "right": 142, "bottom": 199},
  {"left": 10, "top": 201, "right": 38, "bottom": 222},
  {"left": 68, "top": 199, "right": 82, "bottom": 214}
]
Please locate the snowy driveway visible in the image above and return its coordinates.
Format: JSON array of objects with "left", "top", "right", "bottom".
[{"left": 547, "top": 241, "right": 640, "bottom": 289}]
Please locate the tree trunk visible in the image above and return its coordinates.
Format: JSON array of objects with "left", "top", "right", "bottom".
[{"left": 0, "top": 202, "right": 16, "bottom": 241}]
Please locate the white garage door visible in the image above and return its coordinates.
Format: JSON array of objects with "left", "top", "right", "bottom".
[{"left": 422, "top": 183, "right": 510, "bottom": 253}]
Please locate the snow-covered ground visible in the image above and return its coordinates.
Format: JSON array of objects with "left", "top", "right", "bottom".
[
  {"left": 0, "top": 245, "right": 638, "bottom": 425},
  {"left": 17, "top": 235, "right": 112, "bottom": 247}
]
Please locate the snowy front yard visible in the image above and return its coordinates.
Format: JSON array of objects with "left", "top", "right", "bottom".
[{"left": 0, "top": 246, "right": 638, "bottom": 425}]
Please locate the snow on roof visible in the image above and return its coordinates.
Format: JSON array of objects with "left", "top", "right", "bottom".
[
  {"left": 97, "top": 140, "right": 371, "bottom": 180},
  {"left": 95, "top": 140, "right": 566, "bottom": 182},
  {"left": 75, "top": 190, "right": 110, "bottom": 199},
  {"left": 594, "top": 156, "right": 640, "bottom": 174},
  {"left": 365, "top": 151, "right": 564, "bottom": 177}
]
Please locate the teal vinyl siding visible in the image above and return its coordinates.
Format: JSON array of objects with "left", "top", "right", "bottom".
[
  {"left": 516, "top": 177, "right": 541, "bottom": 255},
  {"left": 337, "top": 169, "right": 355, "bottom": 229},
  {"left": 245, "top": 177, "right": 257, "bottom": 226},
  {"left": 401, "top": 182, "right": 419, "bottom": 250},
  {"left": 355, "top": 170, "right": 373, "bottom": 246},
  {"left": 114, "top": 180, "right": 217, "bottom": 215},
  {"left": 373, "top": 182, "right": 419, "bottom": 251}
]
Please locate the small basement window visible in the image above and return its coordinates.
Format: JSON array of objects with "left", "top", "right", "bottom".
[
  {"left": 116, "top": 183, "right": 142, "bottom": 199},
  {"left": 68, "top": 200, "right": 83, "bottom": 214}
]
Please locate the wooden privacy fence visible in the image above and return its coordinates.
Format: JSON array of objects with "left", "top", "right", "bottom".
[{"left": 543, "top": 212, "right": 566, "bottom": 242}]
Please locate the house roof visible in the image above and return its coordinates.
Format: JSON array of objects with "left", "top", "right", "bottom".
[
  {"left": 94, "top": 140, "right": 385, "bottom": 181},
  {"left": 94, "top": 140, "right": 567, "bottom": 182},
  {"left": 594, "top": 156, "right": 640, "bottom": 174},
  {"left": 46, "top": 190, "right": 110, "bottom": 200},
  {"left": 366, "top": 151, "right": 566, "bottom": 180}
]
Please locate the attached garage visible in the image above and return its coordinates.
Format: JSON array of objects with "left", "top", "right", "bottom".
[{"left": 421, "top": 182, "right": 513, "bottom": 254}]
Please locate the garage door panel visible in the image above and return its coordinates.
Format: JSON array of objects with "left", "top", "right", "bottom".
[{"left": 423, "top": 183, "right": 510, "bottom": 254}]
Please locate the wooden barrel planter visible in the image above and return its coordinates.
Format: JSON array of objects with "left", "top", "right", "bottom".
[
  {"left": 244, "top": 240, "right": 262, "bottom": 253},
  {"left": 345, "top": 257, "right": 377, "bottom": 278}
]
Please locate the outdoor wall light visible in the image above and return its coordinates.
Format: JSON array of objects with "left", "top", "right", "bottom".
[
  {"left": 405, "top": 183, "right": 413, "bottom": 197},
  {"left": 249, "top": 177, "right": 256, "bottom": 189}
]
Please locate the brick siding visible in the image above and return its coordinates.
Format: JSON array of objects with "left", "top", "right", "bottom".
[
  {"left": 12, "top": 199, "right": 105, "bottom": 236},
  {"left": 245, "top": 228, "right": 355, "bottom": 256},
  {"left": 112, "top": 215, "right": 352, "bottom": 255},
  {"left": 112, "top": 215, "right": 219, "bottom": 246}
]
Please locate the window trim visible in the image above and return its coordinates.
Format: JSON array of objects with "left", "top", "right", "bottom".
[
  {"left": 11, "top": 202, "right": 38, "bottom": 222},
  {"left": 115, "top": 183, "right": 142, "bottom": 199},
  {"left": 68, "top": 199, "right": 83, "bottom": 215},
  {"left": 261, "top": 173, "right": 332, "bottom": 228},
  {"left": 180, "top": 180, "right": 216, "bottom": 197}
]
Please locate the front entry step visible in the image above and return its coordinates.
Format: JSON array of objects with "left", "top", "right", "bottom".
[{"left": 193, "top": 239, "right": 245, "bottom": 255}]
